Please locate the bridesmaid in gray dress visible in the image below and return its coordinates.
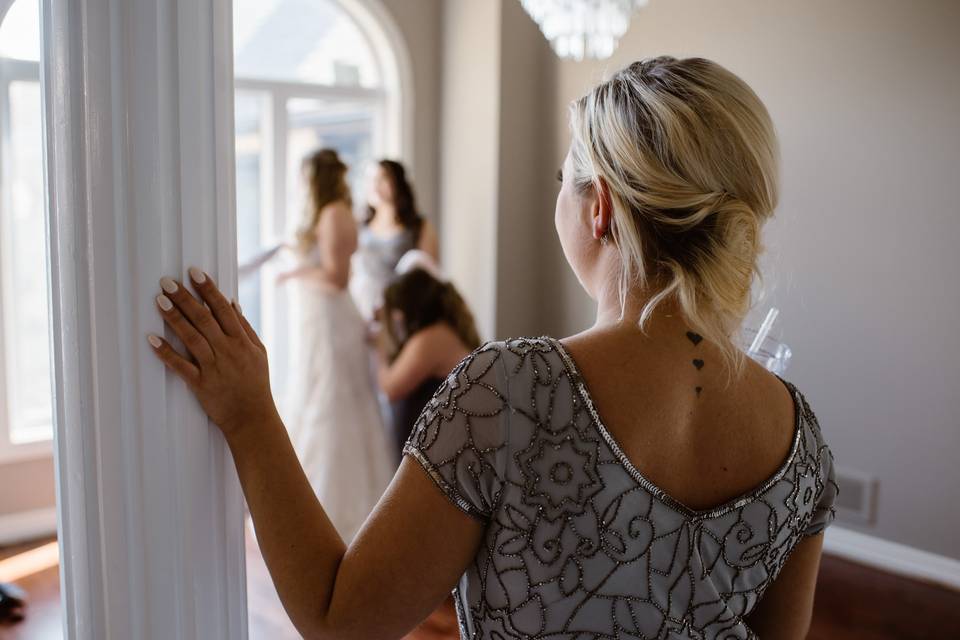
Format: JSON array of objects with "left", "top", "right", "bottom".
[
  {"left": 152, "top": 56, "right": 837, "bottom": 640},
  {"left": 350, "top": 160, "right": 439, "bottom": 319}
]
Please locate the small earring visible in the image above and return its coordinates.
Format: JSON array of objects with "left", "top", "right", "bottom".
[{"left": 600, "top": 232, "right": 609, "bottom": 245}]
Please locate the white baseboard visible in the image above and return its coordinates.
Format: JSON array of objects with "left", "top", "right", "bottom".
[
  {"left": 824, "top": 525, "right": 960, "bottom": 590},
  {"left": 0, "top": 507, "right": 58, "bottom": 546}
]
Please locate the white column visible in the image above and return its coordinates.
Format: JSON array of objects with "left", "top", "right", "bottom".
[
  {"left": 439, "top": 0, "right": 502, "bottom": 340},
  {"left": 41, "top": 0, "right": 247, "bottom": 638}
]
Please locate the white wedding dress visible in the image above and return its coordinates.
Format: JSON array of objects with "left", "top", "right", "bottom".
[{"left": 283, "top": 249, "right": 394, "bottom": 542}]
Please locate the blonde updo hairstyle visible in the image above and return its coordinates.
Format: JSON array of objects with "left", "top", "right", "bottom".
[{"left": 568, "top": 56, "right": 779, "bottom": 374}]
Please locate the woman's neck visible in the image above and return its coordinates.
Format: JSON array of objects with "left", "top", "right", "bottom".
[
  {"left": 594, "top": 282, "right": 687, "bottom": 336},
  {"left": 371, "top": 204, "right": 398, "bottom": 226}
]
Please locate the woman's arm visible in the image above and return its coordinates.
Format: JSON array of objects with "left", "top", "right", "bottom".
[
  {"left": 230, "top": 427, "right": 482, "bottom": 640},
  {"left": 150, "top": 271, "right": 483, "bottom": 640},
  {"left": 417, "top": 220, "right": 439, "bottom": 262},
  {"left": 744, "top": 533, "right": 825, "bottom": 639}
]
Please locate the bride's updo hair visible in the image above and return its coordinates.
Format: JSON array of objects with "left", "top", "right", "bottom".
[{"left": 568, "top": 56, "right": 779, "bottom": 372}]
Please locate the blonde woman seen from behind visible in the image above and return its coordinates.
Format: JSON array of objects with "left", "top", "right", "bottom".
[{"left": 151, "top": 57, "right": 837, "bottom": 639}]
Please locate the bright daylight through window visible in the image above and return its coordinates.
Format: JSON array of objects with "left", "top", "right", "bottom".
[
  {"left": 0, "top": 0, "right": 52, "bottom": 456},
  {"left": 233, "top": 0, "right": 391, "bottom": 397}
]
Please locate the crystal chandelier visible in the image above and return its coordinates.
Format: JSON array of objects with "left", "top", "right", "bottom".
[{"left": 520, "top": 0, "right": 649, "bottom": 61}]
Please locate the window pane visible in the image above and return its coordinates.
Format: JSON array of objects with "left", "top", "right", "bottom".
[
  {"left": 0, "top": 0, "right": 40, "bottom": 62},
  {"left": 235, "top": 91, "right": 266, "bottom": 334},
  {"left": 234, "top": 0, "right": 381, "bottom": 88},
  {"left": 286, "top": 97, "right": 375, "bottom": 219},
  {"left": 2, "top": 80, "right": 53, "bottom": 444}
]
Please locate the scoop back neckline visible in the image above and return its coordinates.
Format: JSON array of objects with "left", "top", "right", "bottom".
[{"left": 544, "top": 335, "right": 803, "bottom": 520}]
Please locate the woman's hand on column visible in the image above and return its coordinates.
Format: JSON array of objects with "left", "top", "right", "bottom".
[{"left": 148, "top": 267, "right": 278, "bottom": 438}]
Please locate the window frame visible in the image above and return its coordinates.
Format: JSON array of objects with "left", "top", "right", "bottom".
[
  {"left": 0, "top": 54, "right": 52, "bottom": 463},
  {"left": 233, "top": 72, "right": 388, "bottom": 396}
]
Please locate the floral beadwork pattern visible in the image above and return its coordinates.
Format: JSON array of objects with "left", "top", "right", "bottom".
[{"left": 403, "top": 337, "right": 838, "bottom": 640}]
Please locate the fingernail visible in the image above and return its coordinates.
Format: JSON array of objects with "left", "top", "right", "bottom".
[
  {"left": 147, "top": 334, "right": 162, "bottom": 348},
  {"left": 159, "top": 277, "right": 178, "bottom": 294},
  {"left": 189, "top": 267, "right": 206, "bottom": 283},
  {"left": 156, "top": 294, "right": 173, "bottom": 311},
  {"left": 232, "top": 298, "right": 242, "bottom": 313}
]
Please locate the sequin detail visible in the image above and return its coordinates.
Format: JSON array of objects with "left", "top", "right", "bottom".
[{"left": 404, "top": 338, "right": 838, "bottom": 640}]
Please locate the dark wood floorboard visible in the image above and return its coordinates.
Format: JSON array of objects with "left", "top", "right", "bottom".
[
  {"left": 2, "top": 535, "right": 958, "bottom": 639},
  {"left": 807, "top": 555, "right": 960, "bottom": 639},
  {"left": 0, "top": 538, "right": 61, "bottom": 640}
]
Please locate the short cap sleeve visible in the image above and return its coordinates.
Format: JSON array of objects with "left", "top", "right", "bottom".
[
  {"left": 802, "top": 405, "right": 839, "bottom": 536},
  {"left": 403, "top": 343, "right": 509, "bottom": 520}
]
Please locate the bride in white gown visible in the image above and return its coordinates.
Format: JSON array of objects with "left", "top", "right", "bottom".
[{"left": 275, "top": 149, "right": 393, "bottom": 542}]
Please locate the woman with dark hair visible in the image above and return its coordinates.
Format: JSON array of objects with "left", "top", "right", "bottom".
[
  {"left": 376, "top": 265, "right": 481, "bottom": 463},
  {"left": 350, "top": 160, "right": 439, "bottom": 318},
  {"left": 272, "top": 148, "right": 392, "bottom": 543},
  {"left": 374, "top": 263, "right": 479, "bottom": 640}
]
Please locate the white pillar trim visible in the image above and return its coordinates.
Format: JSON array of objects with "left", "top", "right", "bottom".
[{"left": 41, "top": 0, "right": 247, "bottom": 638}]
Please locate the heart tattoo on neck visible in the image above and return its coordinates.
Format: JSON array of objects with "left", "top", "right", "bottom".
[{"left": 686, "top": 331, "right": 706, "bottom": 396}]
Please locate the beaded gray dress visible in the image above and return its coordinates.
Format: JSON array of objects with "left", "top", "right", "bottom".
[{"left": 403, "top": 337, "right": 837, "bottom": 640}]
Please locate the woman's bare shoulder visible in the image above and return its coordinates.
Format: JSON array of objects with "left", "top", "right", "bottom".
[
  {"left": 410, "top": 323, "right": 468, "bottom": 352},
  {"left": 318, "top": 200, "right": 354, "bottom": 222},
  {"left": 317, "top": 201, "right": 357, "bottom": 236},
  {"left": 404, "top": 324, "right": 475, "bottom": 375}
]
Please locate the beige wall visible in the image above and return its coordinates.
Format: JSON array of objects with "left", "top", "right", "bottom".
[
  {"left": 439, "top": 0, "right": 502, "bottom": 338},
  {"left": 379, "top": 0, "right": 442, "bottom": 221},
  {"left": 0, "top": 456, "right": 55, "bottom": 515},
  {"left": 536, "top": 0, "right": 960, "bottom": 559},
  {"left": 439, "top": 0, "right": 555, "bottom": 340},
  {"left": 494, "top": 0, "right": 557, "bottom": 339},
  {"left": 379, "top": 0, "right": 443, "bottom": 222}
]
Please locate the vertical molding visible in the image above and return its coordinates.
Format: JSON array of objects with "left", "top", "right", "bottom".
[
  {"left": 41, "top": 0, "right": 247, "bottom": 638},
  {"left": 494, "top": 0, "right": 554, "bottom": 339},
  {"left": 340, "top": 0, "right": 415, "bottom": 168},
  {"left": 439, "top": 0, "right": 502, "bottom": 340}
]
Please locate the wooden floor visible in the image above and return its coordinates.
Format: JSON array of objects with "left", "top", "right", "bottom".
[
  {"left": 2, "top": 533, "right": 959, "bottom": 639},
  {"left": 807, "top": 554, "right": 960, "bottom": 640}
]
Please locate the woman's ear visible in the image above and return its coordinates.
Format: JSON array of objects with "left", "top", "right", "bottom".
[{"left": 592, "top": 178, "right": 613, "bottom": 240}]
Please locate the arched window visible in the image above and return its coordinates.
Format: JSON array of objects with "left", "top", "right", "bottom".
[
  {"left": 233, "top": 0, "right": 408, "bottom": 394},
  {"left": 0, "top": 0, "right": 52, "bottom": 460}
]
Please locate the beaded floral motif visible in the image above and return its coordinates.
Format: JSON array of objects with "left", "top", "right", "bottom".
[{"left": 404, "top": 338, "right": 838, "bottom": 640}]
